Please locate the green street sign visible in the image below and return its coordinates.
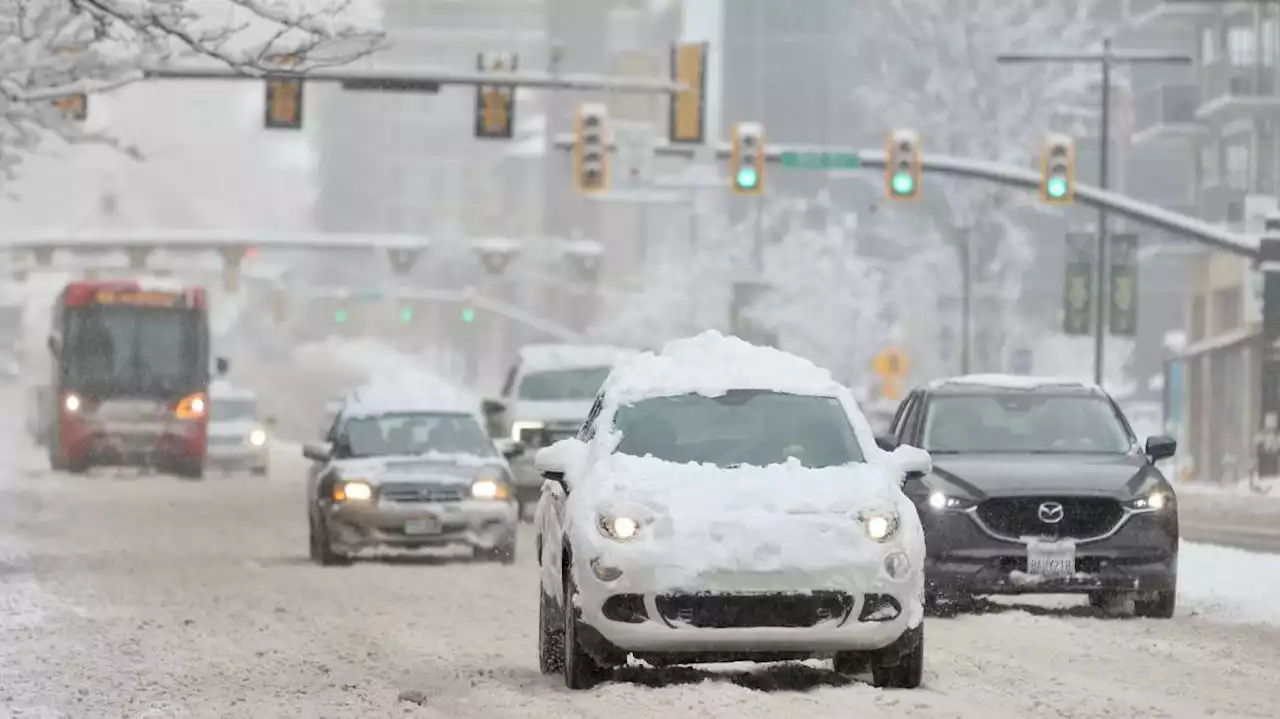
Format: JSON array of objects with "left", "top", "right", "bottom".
[{"left": 779, "top": 151, "right": 861, "bottom": 170}]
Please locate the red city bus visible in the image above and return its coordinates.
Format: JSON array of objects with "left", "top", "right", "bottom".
[{"left": 46, "top": 280, "right": 225, "bottom": 477}]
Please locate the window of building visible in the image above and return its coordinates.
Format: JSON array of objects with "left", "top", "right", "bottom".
[
  {"left": 1226, "top": 144, "right": 1251, "bottom": 191},
  {"left": 1191, "top": 295, "right": 1206, "bottom": 341},
  {"left": 1201, "top": 27, "right": 1216, "bottom": 65},
  {"left": 1200, "top": 143, "right": 1220, "bottom": 188},
  {"left": 1264, "top": 19, "right": 1278, "bottom": 66},
  {"left": 1213, "top": 286, "right": 1243, "bottom": 333},
  {"left": 1228, "top": 26, "right": 1257, "bottom": 66}
]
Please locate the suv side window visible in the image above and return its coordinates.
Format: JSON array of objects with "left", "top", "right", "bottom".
[
  {"left": 900, "top": 392, "right": 929, "bottom": 445},
  {"left": 324, "top": 411, "right": 344, "bottom": 443},
  {"left": 890, "top": 391, "right": 918, "bottom": 438},
  {"left": 578, "top": 395, "right": 604, "bottom": 442}
]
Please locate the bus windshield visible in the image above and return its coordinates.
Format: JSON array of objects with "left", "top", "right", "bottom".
[{"left": 61, "top": 305, "right": 207, "bottom": 397}]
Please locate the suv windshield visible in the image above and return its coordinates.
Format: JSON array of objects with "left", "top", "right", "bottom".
[
  {"left": 340, "top": 412, "right": 496, "bottom": 459},
  {"left": 612, "top": 389, "right": 865, "bottom": 468},
  {"left": 516, "top": 366, "right": 611, "bottom": 401},
  {"left": 921, "top": 393, "right": 1132, "bottom": 454},
  {"left": 212, "top": 398, "right": 257, "bottom": 421}
]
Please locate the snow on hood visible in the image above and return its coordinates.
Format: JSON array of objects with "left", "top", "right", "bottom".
[
  {"left": 208, "top": 418, "right": 260, "bottom": 435},
  {"left": 602, "top": 330, "right": 844, "bottom": 405},
  {"left": 571, "top": 452, "right": 923, "bottom": 589},
  {"left": 334, "top": 452, "right": 507, "bottom": 484}
]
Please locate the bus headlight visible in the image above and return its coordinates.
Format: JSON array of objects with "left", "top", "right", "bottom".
[
  {"left": 63, "top": 393, "right": 81, "bottom": 413},
  {"left": 175, "top": 392, "right": 207, "bottom": 420}
]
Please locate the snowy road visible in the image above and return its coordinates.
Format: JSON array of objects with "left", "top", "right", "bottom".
[{"left": 3, "top": 400, "right": 1280, "bottom": 717}]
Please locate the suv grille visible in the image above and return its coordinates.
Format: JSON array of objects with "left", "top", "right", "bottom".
[
  {"left": 977, "top": 497, "right": 1123, "bottom": 540},
  {"left": 379, "top": 483, "right": 465, "bottom": 503},
  {"left": 654, "top": 592, "right": 854, "bottom": 629}
]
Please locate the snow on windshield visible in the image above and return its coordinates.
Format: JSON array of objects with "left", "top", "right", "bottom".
[
  {"left": 921, "top": 393, "right": 1132, "bottom": 454},
  {"left": 613, "top": 389, "right": 865, "bottom": 468},
  {"left": 602, "top": 330, "right": 842, "bottom": 405}
]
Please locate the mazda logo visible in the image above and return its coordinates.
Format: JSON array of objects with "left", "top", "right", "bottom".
[{"left": 1038, "top": 502, "right": 1065, "bottom": 524}]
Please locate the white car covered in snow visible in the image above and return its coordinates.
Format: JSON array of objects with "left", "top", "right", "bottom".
[
  {"left": 206, "top": 381, "right": 273, "bottom": 476},
  {"left": 533, "top": 331, "right": 932, "bottom": 690}
]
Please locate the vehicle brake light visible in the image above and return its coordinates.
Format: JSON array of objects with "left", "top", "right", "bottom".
[{"left": 175, "top": 392, "right": 207, "bottom": 419}]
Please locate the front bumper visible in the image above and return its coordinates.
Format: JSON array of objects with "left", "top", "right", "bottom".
[
  {"left": 63, "top": 419, "right": 205, "bottom": 467},
  {"left": 922, "top": 505, "right": 1178, "bottom": 595},
  {"left": 327, "top": 499, "right": 517, "bottom": 553},
  {"left": 206, "top": 444, "right": 268, "bottom": 471},
  {"left": 569, "top": 551, "right": 922, "bottom": 658}
]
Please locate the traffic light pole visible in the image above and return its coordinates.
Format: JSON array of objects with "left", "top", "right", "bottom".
[{"left": 997, "top": 41, "right": 1191, "bottom": 386}]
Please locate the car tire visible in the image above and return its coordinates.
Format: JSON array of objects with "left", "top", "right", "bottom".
[
  {"left": 250, "top": 466, "right": 268, "bottom": 477},
  {"left": 174, "top": 461, "right": 204, "bottom": 480},
  {"left": 832, "top": 651, "right": 868, "bottom": 675},
  {"left": 871, "top": 626, "right": 924, "bottom": 689},
  {"left": 1134, "top": 586, "right": 1176, "bottom": 619},
  {"left": 562, "top": 571, "right": 606, "bottom": 690},
  {"left": 310, "top": 516, "right": 351, "bottom": 567},
  {"left": 538, "top": 584, "right": 565, "bottom": 675}
]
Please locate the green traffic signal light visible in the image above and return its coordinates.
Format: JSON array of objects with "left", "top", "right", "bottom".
[
  {"left": 735, "top": 167, "right": 759, "bottom": 189},
  {"left": 461, "top": 306, "right": 476, "bottom": 323},
  {"left": 398, "top": 306, "right": 413, "bottom": 323},
  {"left": 891, "top": 172, "right": 916, "bottom": 196},
  {"left": 333, "top": 308, "right": 348, "bottom": 324},
  {"left": 1045, "top": 176, "right": 1069, "bottom": 199}
]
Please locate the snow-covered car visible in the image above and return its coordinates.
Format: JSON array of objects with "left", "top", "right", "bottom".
[
  {"left": 532, "top": 331, "right": 931, "bottom": 690},
  {"left": 883, "top": 375, "right": 1179, "bottom": 617},
  {"left": 206, "top": 381, "right": 273, "bottom": 476},
  {"left": 304, "top": 380, "right": 527, "bottom": 566},
  {"left": 483, "top": 343, "right": 640, "bottom": 518}
]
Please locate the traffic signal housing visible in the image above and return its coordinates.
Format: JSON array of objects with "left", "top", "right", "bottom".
[
  {"left": 574, "top": 103, "right": 609, "bottom": 194},
  {"left": 1041, "top": 133, "right": 1075, "bottom": 204},
  {"left": 885, "top": 130, "right": 922, "bottom": 200},
  {"left": 730, "top": 122, "right": 765, "bottom": 195}
]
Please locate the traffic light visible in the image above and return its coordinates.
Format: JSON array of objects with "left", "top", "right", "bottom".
[
  {"left": 730, "top": 122, "right": 765, "bottom": 195},
  {"left": 573, "top": 103, "right": 609, "bottom": 194},
  {"left": 884, "top": 130, "right": 922, "bottom": 200},
  {"left": 1041, "top": 133, "right": 1075, "bottom": 204},
  {"left": 333, "top": 307, "right": 348, "bottom": 324},
  {"left": 397, "top": 303, "right": 414, "bottom": 324}
]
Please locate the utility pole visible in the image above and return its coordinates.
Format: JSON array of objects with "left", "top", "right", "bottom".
[
  {"left": 997, "top": 40, "right": 1191, "bottom": 386},
  {"left": 956, "top": 224, "right": 974, "bottom": 375}
]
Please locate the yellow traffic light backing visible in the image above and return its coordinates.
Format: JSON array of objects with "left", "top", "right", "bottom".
[
  {"left": 574, "top": 104, "right": 609, "bottom": 194},
  {"left": 1041, "top": 134, "right": 1076, "bottom": 204},
  {"left": 885, "top": 130, "right": 922, "bottom": 200},
  {"left": 730, "top": 122, "right": 765, "bottom": 196}
]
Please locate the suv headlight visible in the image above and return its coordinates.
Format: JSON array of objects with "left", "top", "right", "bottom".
[
  {"left": 248, "top": 428, "right": 267, "bottom": 447},
  {"left": 333, "top": 480, "right": 372, "bottom": 502},
  {"left": 927, "top": 491, "right": 975, "bottom": 511},
  {"left": 1126, "top": 491, "right": 1169, "bottom": 512},
  {"left": 597, "top": 514, "right": 643, "bottom": 541},
  {"left": 859, "top": 510, "right": 899, "bottom": 542},
  {"left": 471, "top": 468, "right": 511, "bottom": 500}
]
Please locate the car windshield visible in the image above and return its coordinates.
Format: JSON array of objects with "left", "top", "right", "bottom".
[
  {"left": 212, "top": 398, "right": 256, "bottom": 421},
  {"left": 339, "top": 412, "right": 496, "bottom": 459},
  {"left": 516, "top": 366, "right": 611, "bottom": 401},
  {"left": 612, "top": 389, "right": 865, "bottom": 468},
  {"left": 921, "top": 393, "right": 1133, "bottom": 454},
  {"left": 62, "top": 305, "right": 205, "bottom": 396}
]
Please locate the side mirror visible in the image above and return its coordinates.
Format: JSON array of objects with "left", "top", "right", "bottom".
[
  {"left": 215, "top": 357, "right": 230, "bottom": 376},
  {"left": 494, "top": 438, "right": 526, "bottom": 460},
  {"left": 302, "top": 441, "right": 332, "bottom": 463},
  {"left": 481, "top": 398, "right": 506, "bottom": 416},
  {"left": 264, "top": 415, "right": 278, "bottom": 428},
  {"left": 1145, "top": 435, "right": 1177, "bottom": 462},
  {"left": 534, "top": 437, "right": 587, "bottom": 490},
  {"left": 875, "top": 434, "right": 899, "bottom": 451},
  {"left": 46, "top": 335, "right": 60, "bottom": 357},
  {"left": 889, "top": 444, "right": 932, "bottom": 479}
]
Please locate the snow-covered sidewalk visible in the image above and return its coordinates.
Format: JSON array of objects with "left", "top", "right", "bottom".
[{"left": 1179, "top": 541, "right": 1280, "bottom": 627}]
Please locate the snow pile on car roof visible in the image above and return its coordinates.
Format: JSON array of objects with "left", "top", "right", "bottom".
[
  {"left": 602, "top": 330, "right": 841, "bottom": 403},
  {"left": 518, "top": 343, "right": 639, "bottom": 371},
  {"left": 929, "top": 374, "right": 1099, "bottom": 391}
]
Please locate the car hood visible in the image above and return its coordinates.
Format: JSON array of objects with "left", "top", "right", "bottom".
[
  {"left": 333, "top": 452, "right": 509, "bottom": 486},
  {"left": 573, "top": 454, "right": 924, "bottom": 589},
  {"left": 927, "top": 452, "right": 1157, "bottom": 500},
  {"left": 506, "top": 399, "right": 594, "bottom": 424}
]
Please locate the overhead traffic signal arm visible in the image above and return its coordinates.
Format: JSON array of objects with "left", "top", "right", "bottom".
[
  {"left": 730, "top": 122, "right": 765, "bottom": 195},
  {"left": 1041, "top": 133, "right": 1075, "bottom": 204},
  {"left": 574, "top": 103, "right": 609, "bottom": 194},
  {"left": 885, "top": 130, "right": 922, "bottom": 200}
]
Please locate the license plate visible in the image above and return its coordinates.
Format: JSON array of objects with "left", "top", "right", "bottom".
[
  {"left": 404, "top": 518, "right": 440, "bottom": 535},
  {"left": 1026, "top": 539, "right": 1076, "bottom": 579}
]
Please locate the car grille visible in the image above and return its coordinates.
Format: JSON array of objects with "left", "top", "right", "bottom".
[
  {"left": 654, "top": 592, "right": 855, "bottom": 629},
  {"left": 208, "top": 435, "right": 244, "bottom": 447},
  {"left": 379, "top": 482, "right": 466, "bottom": 503},
  {"left": 977, "top": 496, "right": 1124, "bottom": 540}
]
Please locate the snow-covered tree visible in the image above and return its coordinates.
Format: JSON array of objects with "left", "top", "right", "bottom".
[
  {"left": 0, "top": 0, "right": 383, "bottom": 174},
  {"left": 845, "top": 0, "right": 1117, "bottom": 369}
]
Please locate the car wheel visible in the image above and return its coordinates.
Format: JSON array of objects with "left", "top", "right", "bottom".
[
  {"left": 311, "top": 516, "right": 351, "bottom": 567},
  {"left": 562, "top": 571, "right": 606, "bottom": 689},
  {"left": 538, "top": 583, "right": 565, "bottom": 675},
  {"left": 1134, "top": 587, "right": 1176, "bottom": 619},
  {"left": 174, "top": 460, "right": 204, "bottom": 480},
  {"left": 251, "top": 466, "right": 268, "bottom": 478},
  {"left": 832, "top": 651, "right": 868, "bottom": 675},
  {"left": 871, "top": 625, "right": 924, "bottom": 689}
]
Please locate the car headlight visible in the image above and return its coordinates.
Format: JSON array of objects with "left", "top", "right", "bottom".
[
  {"left": 63, "top": 393, "right": 81, "bottom": 413},
  {"left": 927, "top": 491, "right": 973, "bottom": 511},
  {"left": 597, "top": 514, "right": 642, "bottom": 541},
  {"left": 1127, "top": 491, "right": 1169, "bottom": 512},
  {"left": 860, "top": 510, "right": 899, "bottom": 542},
  {"left": 248, "top": 429, "right": 267, "bottom": 447},
  {"left": 333, "top": 480, "right": 372, "bottom": 502},
  {"left": 471, "top": 478, "right": 510, "bottom": 500},
  {"left": 511, "top": 420, "right": 544, "bottom": 443}
]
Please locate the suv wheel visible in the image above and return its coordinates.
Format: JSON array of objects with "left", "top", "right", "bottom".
[
  {"left": 871, "top": 626, "right": 924, "bottom": 689},
  {"left": 537, "top": 584, "right": 564, "bottom": 675},
  {"left": 1134, "top": 587, "right": 1176, "bottom": 619},
  {"left": 562, "top": 572, "right": 606, "bottom": 689},
  {"left": 309, "top": 516, "right": 351, "bottom": 567}
]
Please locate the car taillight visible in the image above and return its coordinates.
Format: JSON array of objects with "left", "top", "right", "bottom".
[{"left": 175, "top": 392, "right": 207, "bottom": 420}]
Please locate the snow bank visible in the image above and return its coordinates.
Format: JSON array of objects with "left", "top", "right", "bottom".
[
  {"left": 603, "top": 330, "right": 841, "bottom": 405},
  {"left": 1180, "top": 541, "right": 1280, "bottom": 627}
]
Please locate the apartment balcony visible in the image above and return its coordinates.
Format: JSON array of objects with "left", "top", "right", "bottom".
[
  {"left": 1196, "top": 62, "right": 1280, "bottom": 122},
  {"left": 1126, "top": 0, "right": 1217, "bottom": 30},
  {"left": 1132, "top": 84, "right": 1204, "bottom": 145}
]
